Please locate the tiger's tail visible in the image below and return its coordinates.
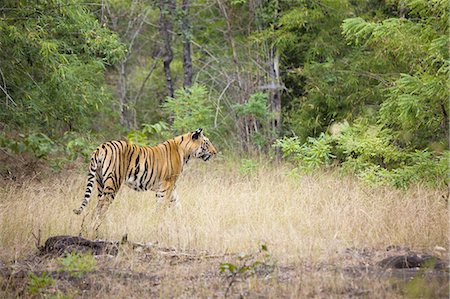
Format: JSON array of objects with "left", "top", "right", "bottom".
[{"left": 73, "top": 150, "right": 100, "bottom": 215}]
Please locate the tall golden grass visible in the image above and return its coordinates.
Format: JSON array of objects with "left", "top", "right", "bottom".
[{"left": 0, "top": 159, "right": 448, "bottom": 262}]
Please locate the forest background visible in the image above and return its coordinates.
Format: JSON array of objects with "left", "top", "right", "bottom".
[{"left": 0, "top": 0, "right": 448, "bottom": 189}]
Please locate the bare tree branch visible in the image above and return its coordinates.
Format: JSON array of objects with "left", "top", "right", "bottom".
[{"left": 133, "top": 49, "right": 163, "bottom": 104}]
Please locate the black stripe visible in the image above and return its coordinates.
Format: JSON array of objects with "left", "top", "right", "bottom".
[
  {"left": 149, "top": 148, "right": 157, "bottom": 186},
  {"left": 103, "top": 141, "right": 119, "bottom": 177},
  {"left": 147, "top": 156, "right": 155, "bottom": 187},
  {"left": 139, "top": 158, "right": 149, "bottom": 190},
  {"left": 126, "top": 146, "right": 136, "bottom": 177},
  {"left": 134, "top": 155, "right": 140, "bottom": 179},
  {"left": 101, "top": 144, "right": 114, "bottom": 178}
]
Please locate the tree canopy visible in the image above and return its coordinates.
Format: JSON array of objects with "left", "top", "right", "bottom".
[{"left": 0, "top": 0, "right": 448, "bottom": 188}]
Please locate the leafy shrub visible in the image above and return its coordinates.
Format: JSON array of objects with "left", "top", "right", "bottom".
[
  {"left": 58, "top": 252, "right": 97, "bottom": 278},
  {"left": 234, "top": 92, "right": 270, "bottom": 120},
  {"left": 61, "top": 132, "right": 97, "bottom": 161},
  {"left": 275, "top": 122, "right": 449, "bottom": 189},
  {"left": 239, "top": 159, "right": 260, "bottom": 177},
  {"left": 234, "top": 92, "right": 274, "bottom": 150},
  {"left": 274, "top": 133, "right": 335, "bottom": 171},
  {"left": 27, "top": 272, "right": 54, "bottom": 295},
  {"left": 127, "top": 121, "right": 171, "bottom": 145},
  {"left": 162, "top": 84, "right": 215, "bottom": 134},
  {"left": 0, "top": 133, "right": 55, "bottom": 159}
]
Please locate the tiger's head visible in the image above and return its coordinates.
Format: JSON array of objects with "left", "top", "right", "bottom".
[{"left": 189, "top": 128, "right": 217, "bottom": 161}]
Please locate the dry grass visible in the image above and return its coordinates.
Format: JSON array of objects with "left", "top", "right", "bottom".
[
  {"left": 0, "top": 158, "right": 447, "bottom": 262},
  {"left": 0, "top": 158, "right": 449, "bottom": 297}
]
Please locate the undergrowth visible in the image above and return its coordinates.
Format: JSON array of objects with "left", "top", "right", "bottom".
[{"left": 274, "top": 122, "right": 449, "bottom": 189}]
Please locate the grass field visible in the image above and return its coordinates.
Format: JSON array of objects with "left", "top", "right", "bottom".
[{"left": 0, "top": 158, "right": 448, "bottom": 297}]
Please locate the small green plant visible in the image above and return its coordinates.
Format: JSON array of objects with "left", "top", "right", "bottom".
[
  {"left": 27, "top": 272, "right": 54, "bottom": 295},
  {"left": 239, "top": 158, "right": 259, "bottom": 177},
  {"left": 220, "top": 244, "right": 276, "bottom": 297},
  {"left": 58, "top": 252, "right": 97, "bottom": 278},
  {"left": 402, "top": 258, "right": 439, "bottom": 298}
]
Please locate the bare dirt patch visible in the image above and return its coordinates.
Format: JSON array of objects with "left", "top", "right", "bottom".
[
  {"left": 0, "top": 150, "right": 47, "bottom": 185},
  {"left": 1, "top": 236, "right": 448, "bottom": 298}
]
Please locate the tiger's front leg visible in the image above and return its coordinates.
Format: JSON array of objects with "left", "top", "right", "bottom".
[
  {"left": 170, "top": 189, "right": 181, "bottom": 209},
  {"left": 155, "top": 180, "right": 181, "bottom": 209}
]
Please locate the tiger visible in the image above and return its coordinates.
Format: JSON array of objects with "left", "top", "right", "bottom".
[{"left": 73, "top": 128, "right": 217, "bottom": 234}]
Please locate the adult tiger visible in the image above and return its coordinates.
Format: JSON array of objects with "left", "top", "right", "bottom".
[{"left": 73, "top": 128, "right": 217, "bottom": 234}]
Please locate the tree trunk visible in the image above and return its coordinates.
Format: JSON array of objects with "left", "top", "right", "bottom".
[
  {"left": 117, "top": 62, "right": 135, "bottom": 129},
  {"left": 217, "top": 0, "right": 249, "bottom": 151},
  {"left": 104, "top": 0, "right": 149, "bottom": 129},
  {"left": 269, "top": 46, "right": 281, "bottom": 135},
  {"left": 159, "top": 0, "right": 175, "bottom": 99},
  {"left": 181, "top": 0, "right": 193, "bottom": 89},
  {"left": 440, "top": 102, "right": 448, "bottom": 137}
]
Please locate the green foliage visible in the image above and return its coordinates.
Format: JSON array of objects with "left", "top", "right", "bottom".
[
  {"left": 234, "top": 92, "right": 269, "bottom": 121},
  {"left": 335, "top": 123, "right": 401, "bottom": 168},
  {"left": 0, "top": 131, "right": 98, "bottom": 171},
  {"left": 380, "top": 73, "right": 448, "bottom": 147},
  {"left": 274, "top": 133, "right": 335, "bottom": 171},
  {"left": 341, "top": 0, "right": 449, "bottom": 150},
  {"left": 58, "top": 252, "right": 97, "bottom": 278},
  {"left": 239, "top": 158, "right": 259, "bottom": 177},
  {"left": 0, "top": 133, "right": 55, "bottom": 159},
  {"left": 356, "top": 150, "right": 449, "bottom": 189},
  {"left": 127, "top": 121, "right": 171, "bottom": 145},
  {"left": 220, "top": 244, "right": 275, "bottom": 297},
  {"left": 275, "top": 122, "right": 449, "bottom": 189},
  {"left": 271, "top": 0, "right": 448, "bottom": 190},
  {"left": 27, "top": 272, "right": 54, "bottom": 295},
  {"left": 163, "top": 84, "right": 215, "bottom": 134},
  {"left": 0, "top": 0, "right": 446, "bottom": 192},
  {"left": 229, "top": 0, "right": 247, "bottom": 5},
  {"left": 220, "top": 244, "right": 274, "bottom": 276},
  {"left": 0, "top": 0, "right": 126, "bottom": 135},
  {"left": 402, "top": 257, "right": 441, "bottom": 298},
  {"left": 254, "top": 0, "right": 386, "bottom": 142},
  {"left": 234, "top": 92, "right": 273, "bottom": 150},
  {"left": 62, "top": 133, "right": 97, "bottom": 162}
]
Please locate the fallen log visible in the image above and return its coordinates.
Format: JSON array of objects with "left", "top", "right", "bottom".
[
  {"left": 378, "top": 253, "right": 446, "bottom": 269},
  {"left": 38, "top": 235, "right": 229, "bottom": 260},
  {"left": 40, "top": 235, "right": 120, "bottom": 256}
]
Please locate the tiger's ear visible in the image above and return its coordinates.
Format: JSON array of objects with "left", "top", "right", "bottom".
[{"left": 192, "top": 128, "right": 203, "bottom": 140}]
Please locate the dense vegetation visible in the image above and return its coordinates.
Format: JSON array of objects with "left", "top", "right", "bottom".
[{"left": 0, "top": 0, "right": 448, "bottom": 188}]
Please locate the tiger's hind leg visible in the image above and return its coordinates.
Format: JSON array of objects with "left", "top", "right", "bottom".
[
  {"left": 91, "top": 191, "right": 116, "bottom": 238},
  {"left": 79, "top": 182, "right": 104, "bottom": 237},
  {"left": 91, "top": 178, "right": 118, "bottom": 238}
]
